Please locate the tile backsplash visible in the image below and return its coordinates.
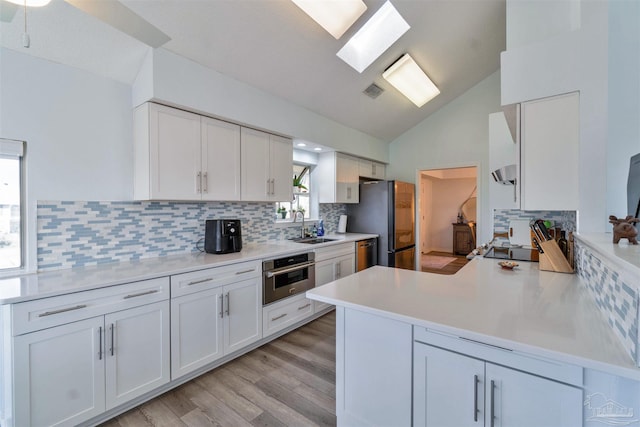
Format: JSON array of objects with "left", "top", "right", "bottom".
[
  {"left": 37, "top": 201, "right": 347, "bottom": 271},
  {"left": 493, "top": 209, "right": 577, "bottom": 234}
]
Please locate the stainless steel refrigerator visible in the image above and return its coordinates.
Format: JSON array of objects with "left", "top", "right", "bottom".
[{"left": 346, "top": 180, "right": 415, "bottom": 270}]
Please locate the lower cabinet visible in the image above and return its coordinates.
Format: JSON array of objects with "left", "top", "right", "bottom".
[
  {"left": 413, "top": 342, "right": 583, "bottom": 427},
  {"left": 262, "top": 293, "right": 314, "bottom": 337},
  {"left": 314, "top": 243, "right": 355, "bottom": 313},
  {"left": 170, "top": 261, "right": 262, "bottom": 379},
  {"left": 14, "top": 300, "right": 170, "bottom": 427}
]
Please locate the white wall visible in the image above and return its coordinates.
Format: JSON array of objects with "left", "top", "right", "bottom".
[
  {"left": 501, "top": 0, "right": 609, "bottom": 232},
  {"left": 0, "top": 48, "right": 133, "bottom": 272},
  {"left": 134, "top": 49, "right": 389, "bottom": 163},
  {"left": 388, "top": 71, "right": 500, "bottom": 246}
]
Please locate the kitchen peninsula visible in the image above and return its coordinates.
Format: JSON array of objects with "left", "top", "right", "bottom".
[{"left": 306, "top": 259, "right": 640, "bottom": 427}]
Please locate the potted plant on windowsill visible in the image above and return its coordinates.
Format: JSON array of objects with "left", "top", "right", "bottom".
[
  {"left": 293, "top": 175, "right": 307, "bottom": 193},
  {"left": 277, "top": 206, "right": 287, "bottom": 219}
]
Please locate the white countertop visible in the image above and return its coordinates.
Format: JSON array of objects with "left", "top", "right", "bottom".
[
  {"left": 306, "top": 259, "right": 640, "bottom": 381},
  {"left": 0, "top": 233, "right": 376, "bottom": 304}
]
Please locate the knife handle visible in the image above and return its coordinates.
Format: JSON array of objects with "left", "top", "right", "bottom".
[{"left": 535, "top": 220, "right": 552, "bottom": 241}]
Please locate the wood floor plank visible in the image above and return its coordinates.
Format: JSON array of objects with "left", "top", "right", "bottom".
[
  {"left": 239, "top": 351, "right": 303, "bottom": 390},
  {"left": 159, "top": 384, "right": 199, "bottom": 418},
  {"left": 293, "top": 382, "right": 336, "bottom": 416},
  {"left": 267, "top": 336, "right": 335, "bottom": 370},
  {"left": 113, "top": 409, "right": 154, "bottom": 427},
  {"left": 180, "top": 381, "right": 253, "bottom": 427},
  {"left": 139, "top": 399, "right": 188, "bottom": 427},
  {"left": 280, "top": 329, "right": 335, "bottom": 361},
  {"left": 262, "top": 341, "right": 335, "bottom": 383},
  {"left": 249, "top": 410, "right": 288, "bottom": 427},
  {"left": 180, "top": 409, "right": 217, "bottom": 427}
]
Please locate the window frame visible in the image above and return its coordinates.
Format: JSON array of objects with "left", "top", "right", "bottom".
[{"left": 0, "top": 139, "right": 25, "bottom": 275}]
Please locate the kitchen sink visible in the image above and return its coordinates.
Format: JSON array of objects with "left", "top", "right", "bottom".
[{"left": 292, "top": 237, "right": 336, "bottom": 244}]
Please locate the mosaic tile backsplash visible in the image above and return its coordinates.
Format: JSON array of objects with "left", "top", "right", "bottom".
[
  {"left": 37, "top": 201, "right": 347, "bottom": 271},
  {"left": 575, "top": 241, "right": 640, "bottom": 364},
  {"left": 493, "top": 209, "right": 577, "bottom": 234}
]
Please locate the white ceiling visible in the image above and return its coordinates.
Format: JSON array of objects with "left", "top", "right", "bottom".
[{"left": 0, "top": 0, "right": 506, "bottom": 142}]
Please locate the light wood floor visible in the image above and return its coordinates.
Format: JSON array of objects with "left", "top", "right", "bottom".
[
  {"left": 421, "top": 251, "right": 469, "bottom": 275},
  {"left": 101, "top": 311, "right": 337, "bottom": 427}
]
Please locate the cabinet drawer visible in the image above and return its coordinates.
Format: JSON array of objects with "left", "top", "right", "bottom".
[
  {"left": 414, "top": 327, "right": 583, "bottom": 387},
  {"left": 315, "top": 242, "right": 355, "bottom": 261},
  {"left": 171, "top": 260, "right": 261, "bottom": 297},
  {"left": 263, "top": 294, "right": 313, "bottom": 337},
  {"left": 12, "top": 277, "right": 169, "bottom": 336}
]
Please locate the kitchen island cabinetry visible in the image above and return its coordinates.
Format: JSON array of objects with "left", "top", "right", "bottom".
[
  {"left": 134, "top": 102, "right": 241, "bottom": 201},
  {"left": 241, "top": 127, "right": 292, "bottom": 202},
  {"left": 316, "top": 152, "right": 360, "bottom": 203},
  {"left": 170, "top": 260, "right": 262, "bottom": 379},
  {"left": 12, "top": 278, "right": 170, "bottom": 427}
]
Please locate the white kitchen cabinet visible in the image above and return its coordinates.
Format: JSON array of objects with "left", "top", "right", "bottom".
[
  {"left": 520, "top": 92, "right": 579, "bottom": 211},
  {"left": 413, "top": 340, "right": 582, "bottom": 427},
  {"left": 12, "top": 278, "right": 170, "bottom": 427},
  {"left": 241, "top": 127, "right": 293, "bottom": 201},
  {"left": 262, "top": 293, "right": 314, "bottom": 337},
  {"left": 314, "top": 243, "right": 355, "bottom": 313},
  {"left": 14, "top": 317, "right": 106, "bottom": 427},
  {"left": 317, "top": 152, "right": 360, "bottom": 203},
  {"left": 489, "top": 110, "right": 520, "bottom": 209},
  {"left": 134, "top": 102, "right": 241, "bottom": 201},
  {"left": 358, "top": 159, "right": 386, "bottom": 180},
  {"left": 170, "top": 261, "right": 262, "bottom": 379}
]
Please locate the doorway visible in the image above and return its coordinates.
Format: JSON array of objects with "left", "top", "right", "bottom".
[{"left": 419, "top": 166, "right": 478, "bottom": 274}]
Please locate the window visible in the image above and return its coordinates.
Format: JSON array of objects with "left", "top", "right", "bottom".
[
  {"left": 0, "top": 139, "right": 24, "bottom": 272},
  {"left": 276, "top": 164, "right": 310, "bottom": 220}
]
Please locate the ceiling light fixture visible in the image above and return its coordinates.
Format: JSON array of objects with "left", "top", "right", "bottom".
[
  {"left": 4, "top": 0, "right": 50, "bottom": 6},
  {"left": 291, "top": 0, "right": 367, "bottom": 39},
  {"left": 314, "top": 147, "right": 322, "bottom": 151},
  {"left": 296, "top": 143, "right": 307, "bottom": 147},
  {"left": 382, "top": 54, "right": 440, "bottom": 107},
  {"left": 336, "top": 1, "right": 409, "bottom": 73}
]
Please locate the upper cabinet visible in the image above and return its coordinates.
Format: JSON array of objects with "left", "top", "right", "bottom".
[
  {"left": 520, "top": 92, "right": 579, "bottom": 211},
  {"left": 317, "top": 152, "right": 360, "bottom": 204},
  {"left": 240, "top": 128, "right": 292, "bottom": 202},
  {"left": 134, "top": 103, "right": 291, "bottom": 202},
  {"left": 358, "top": 159, "right": 386, "bottom": 180}
]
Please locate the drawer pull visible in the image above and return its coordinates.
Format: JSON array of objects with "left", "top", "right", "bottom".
[
  {"left": 186, "top": 278, "right": 214, "bottom": 286},
  {"left": 38, "top": 304, "right": 87, "bottom": 317},
  {"left": 272, "top": 313, "right": 287, "bottom": 322},
  {"left": 235, "top": 269, "right": 255, "bottom": 275},
  {"left": 297, "top": 303, "right": 311, "bottom": 311},
  {"left": 123, "top": 289, "right": 158, "bottom": 299}
]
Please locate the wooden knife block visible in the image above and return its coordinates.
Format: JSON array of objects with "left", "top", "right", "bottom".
[{"left": 539, "top": 240, "right": 574, "bottom": 273}]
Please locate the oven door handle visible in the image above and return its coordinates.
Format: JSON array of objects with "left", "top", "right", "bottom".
[{"left": 265, "top": 262, "right": 316, "bottom": 278}]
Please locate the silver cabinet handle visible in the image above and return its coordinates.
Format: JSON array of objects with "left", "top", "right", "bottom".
[
  {"left": 490, "top": 380, "right": 495, "bottom": 427},
  {"left": 203, "top": 172, "right": 208, "bottom": 193},
  {"left": 297, "top": 303, "right": 311, "bottom": 311},
  {"left": 272, "top": 313, "right": 287, "bottom": 321},
  {"left": 271, "top": 178, "right": 275, "bottom": 195},
  {"left": 336, "top": 263, "right": 341, "bottom": 278},
  {"left": 109, "top": 323, "right": 114, "bottom": 356},
  {"left": 123, "top": 289, "right": 158, "bottom": 299},
  {"left": 219, "top": 294, "right": 224, "bottom": 319},
  {"left": 196, "top": 171, "right": 202, "bottom": 193},
  {"left": 347, "top": 187, "right": 351, "bottom": 200},
  {"left": 266, "top": 179, "right": 271, "bottom": 195},
  {"left": 187, "top": 278, "right": 214, "bottom": 286},
  {"left": 98, "top": 326, "right": 103, "bottom": 360},
  {"left": 39, "top": 304, "right": 87, "bottom": 317},
  {"left": 473, "top": 375, "right": 479, "bottom": 422},
  {"left": 225, "top": 293, "right": 230, "bottom": 316},
  {"left": 265, "top": 261, "right": 315, "bottom": 278},
  {"left": 235, "top": 269, "right": 255, "bottom": 275}
]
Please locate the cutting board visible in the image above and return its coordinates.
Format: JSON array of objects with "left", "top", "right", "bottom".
[{"left": 508, "top": 219, "right": 532, "bottom": 246}]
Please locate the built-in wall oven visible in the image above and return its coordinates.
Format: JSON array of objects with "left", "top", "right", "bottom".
[{"left": 263, "top": 252, "right": 315, "bottom": 305}]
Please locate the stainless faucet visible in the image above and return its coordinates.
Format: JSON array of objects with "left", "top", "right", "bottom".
[{"left": 293, "top": 210, "right": 305, "bottom": 238}]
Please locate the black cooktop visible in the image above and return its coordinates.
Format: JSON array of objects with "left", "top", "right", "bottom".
[{"left": 483, "top": 246, "right": 539, "bottom": 262}]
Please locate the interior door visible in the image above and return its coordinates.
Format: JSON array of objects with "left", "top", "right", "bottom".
[{"left": 394, "top": 181, "right": 415, "bottom": 249}]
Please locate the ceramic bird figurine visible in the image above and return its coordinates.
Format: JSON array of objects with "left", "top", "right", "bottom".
[{"left": 609, "top": 215, "right": 640, "bottom": 244}]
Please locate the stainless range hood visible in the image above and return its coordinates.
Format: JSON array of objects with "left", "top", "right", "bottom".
[{"left": 491, "top": 164, "right": 517, "bottom": 185}]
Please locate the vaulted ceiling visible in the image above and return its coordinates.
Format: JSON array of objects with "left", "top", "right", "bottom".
[{"left": 0, "top": 0, "right": 506, "bottom": 142}]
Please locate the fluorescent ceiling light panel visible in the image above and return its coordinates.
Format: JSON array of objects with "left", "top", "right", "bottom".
[
  {"left": 382, "top": 54, "right": 440, "bottom": 107},
  {"left": 5, "top": 0, "right": 51, "bottom": 5},
  {"left": 337, "top": 1, "right": 409, "bottom": 73},
  {"left": 291, "top": 0, "right": 367, "bottom": 39}
]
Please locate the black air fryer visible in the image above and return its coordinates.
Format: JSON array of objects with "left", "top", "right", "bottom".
[{"left": 205, "top": 219, "right": 242, "bottom": 254}]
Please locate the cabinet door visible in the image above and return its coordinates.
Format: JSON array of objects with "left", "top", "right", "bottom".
[
  {"left": 269, "top": 134, "right": 293, "bottom": 201},
  {"left": 201, "top": 117, "right": 241, "bottom": 201},
  {"left": 149, "top": 104, "right": 202, "bottom": 200},
  {"left": 413, "top": 343, "right": 485, "bottom": 427},
  {"left": 336, "top": 154, "right": 359, "bottom": 203},
  {"left": 485, "top": 363, "right": 582, "bottom": 427},
  {"left": 314, "top": 258, "right": 337, "bottom": 313},
  {"left": 171, "top": 287, "right": 224, "bottom": 379},
  {"left": 358, "top": 159, "right": 386, "bottom": 179},
  {"left": 105, "top": 301, "right": 170, "bottom": 409},
  {"left": 223, "top": 277, "right": 262, "bottom": 354},
  {"left": 14, "top": 316, "right": 106, "bottom": 427},
  {"left": 241, "top": 127, "right": 271, "bottom": 201},
  {"left": 520, "top": 92, "right": 579, "bottom": 210},
  {"left": 335, "top": 253, "right": 355, "bottom": 279}
]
